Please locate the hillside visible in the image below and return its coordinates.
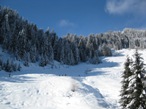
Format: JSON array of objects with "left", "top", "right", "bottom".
[
  {"left": 1, "top": 6, "right": 146, "bottom": 109},
  {"left": 1, "top": 49, "right": 144, "bottom": 109},
  {"left": 1, "top": 7, "right": 146, "bottom": 72}
]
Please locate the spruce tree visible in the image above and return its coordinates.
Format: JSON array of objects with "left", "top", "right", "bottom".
[
  {"left": 126, "top": 50, "right": 146, "bottom": 109},
  {"left": 119, "top": 56, "right": 133, "bottom": 108}
]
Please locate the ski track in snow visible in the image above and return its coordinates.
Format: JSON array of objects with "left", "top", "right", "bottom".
[{"left": 0, "top": 49, "right": 144, "bottom": 109}]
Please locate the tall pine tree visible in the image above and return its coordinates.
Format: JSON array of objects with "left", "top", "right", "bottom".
[
  {"left": 126, "top": 50, "right": 146, "bottom": 109},
  {"left": 120, "top": 50, "right": 146, "bottom": 109},
  {"left": 119, "top": 56, "right": 133, "bottom": 108}
]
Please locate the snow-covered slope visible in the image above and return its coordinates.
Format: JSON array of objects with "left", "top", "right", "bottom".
[{"left": 0, "top": 49, "right": 145, "bottom": 109}]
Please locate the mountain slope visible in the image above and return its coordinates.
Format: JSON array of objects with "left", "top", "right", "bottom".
[
  {"left": 1, "top": 49, "right": 143, "bottom": 109},
  {"left": 1, "top": 6, "right": 146, "bottom": 68}
]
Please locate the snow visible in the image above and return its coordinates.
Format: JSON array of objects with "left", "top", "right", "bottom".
[{"left": 0, "top": 49, "right": 146, "bottom": 109}]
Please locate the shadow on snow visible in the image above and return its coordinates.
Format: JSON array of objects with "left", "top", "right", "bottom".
[{"left": 0, "top": 51, "right": 122, "bottom": 82}]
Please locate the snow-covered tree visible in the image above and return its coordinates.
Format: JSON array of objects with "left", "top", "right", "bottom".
[
  {"left": 4, "top": 6, "right": 146, "bottom": 68},
  {"left": 125, "top": 50, "right": 146, "bottom": 109},
  {"left": 119, "top": 56, "right": 133, "bottom": 108},
  {"left": 98, "top": 44, "right": 112, "bottom": 56}
]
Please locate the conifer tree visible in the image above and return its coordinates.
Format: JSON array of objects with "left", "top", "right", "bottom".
[
  {"left": 125, "top": 50, "right": 146, "bottom": 109},
  {"left": 119, "top": 56, "right": 133, "bottom": 108}
]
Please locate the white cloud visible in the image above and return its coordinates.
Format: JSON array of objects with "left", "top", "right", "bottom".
[
  {"left": 106, "top": 0, "right": 146, "bottom": 16},
  {"left": 59, "top": 19, "right": 75, "bottom": 27}
]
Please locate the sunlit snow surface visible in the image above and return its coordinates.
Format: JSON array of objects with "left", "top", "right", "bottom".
[{"left": 0, "top": 49, "right": 145, "bottom": 109}]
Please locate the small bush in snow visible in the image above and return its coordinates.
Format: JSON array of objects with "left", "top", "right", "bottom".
[{"left": 71, "top": 82, "right": 78, "bottom": 92}]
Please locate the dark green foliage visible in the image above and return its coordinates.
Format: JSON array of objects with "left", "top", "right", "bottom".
[
  {"left": 119, "top": 50, "right": 146, "bottom": 109},
  {"left": 17, "top": 64, "right": 21, "bottom": 71},
  {"left": 23, "top": 61, "right": 29, "bottom": 67},
  {"left": 119, "top": 56, "right": 133, "bottom": 108},
  {"left": 0, "top": 7, "right": 54, "bottom": 66},
  {"left": 0, "top": 58, "right": 21, "bottom": 72},
  {"left": 126, "top": 50, "right": 146, "bottom": 109},
  {"left": 2, "top": 6, "right": 146, "bottom": 67},
  {"left": 0, "top": 7, "right": 114, "bottom": 66}
]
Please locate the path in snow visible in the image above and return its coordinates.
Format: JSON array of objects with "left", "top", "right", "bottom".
[{"left": 0, "top": 74, "right": 107, "bottom": 109}]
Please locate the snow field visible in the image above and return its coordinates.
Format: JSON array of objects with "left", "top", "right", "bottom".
[{"left": 0, "top": 49, "right": 145, "bottom": 109}]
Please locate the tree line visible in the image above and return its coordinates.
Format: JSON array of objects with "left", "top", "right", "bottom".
[{"left": 0, "top": 6, "right": 146, "bottom": 71}]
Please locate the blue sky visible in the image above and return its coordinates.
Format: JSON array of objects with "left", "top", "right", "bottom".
[{"left": 1, "top": 0, "right": 146, "bottom": 37}]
